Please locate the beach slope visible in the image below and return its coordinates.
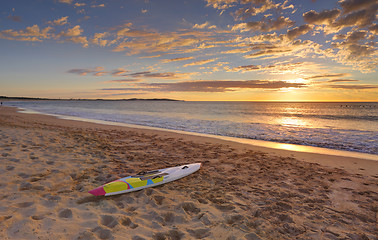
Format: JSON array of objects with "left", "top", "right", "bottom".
[{"left": 0, "top": 107, "right": 377, "bottom": 239}]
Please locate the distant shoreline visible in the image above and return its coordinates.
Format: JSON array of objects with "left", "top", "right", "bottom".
[{"left": 0, "top": 96, "right": 183, "bottom": 102}]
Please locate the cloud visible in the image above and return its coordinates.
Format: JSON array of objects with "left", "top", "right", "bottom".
[
  {"left": 91, "top": 4, "right": 105, "bottom": 8},
  {"left": 139, "top": 80, "right": 307, "bottom": 92},
  {"left": 112, "top": 26, "right": 214, "bottom": 55},
  {"left": 68, "top": 67, "right": 193, "bottom": 80},
  {"left": 303, "top": 9, "right": 341, "bottom": 25},
  {"left": 0, "top": 25, "right": 53, "bottom": 42},
  {"left": 303, "top": 2, "right": 377, "bottom": 34},
  {"left": 333, "top": 30, "right": 368, "bottom": 43},
  {"left": 330, "top": 30, "right": 376, "bottom": 72},
  {"left": 74, "top": 3, "right": 86, "bottom": 7},
  {"left": 205, "top": 0, "right": 238, "bottom": 10},
  {"left": 286, "top": 24, "right": 312, "bottom": 40},
  {"left": 232, "top": 16, "right": 294, "bottom": 32},
  {"left": 326, "top": 84, "right": 378, "bottom": 89},
  {"left": 90, "top": 32, "right": 110, "bottom": 46},
  {"left": 368, "top": 24, "right": 378, "bottom": 35},
  {"left": 49, "top": 16, "right": 69, "bottom": 26},
  {"left": 230, "top": 61, "right": 317, "bottom": 75},
  {"left": 332, "top": 7, "right": 377, "bottom": 29},
  {"left": 127, "top": 71, "right": 192, "bottom": 79},
  {"left": 244, "top": 39, "right": 318, "bottom": 59},
  {"left": 232, "top": 1, "right": 281, "bottom": 20},
  {"left": 193, "top": 22, "right": 214, "bottom": 29},
  {"left": 161, "top": 57, "right": 194, "bottom": 63},
  {"left": 101, "top": 88, "right": 145, "bottom": 91},
  {"left": 105, "top": 79, "right": 142, "bottom": 83},
  {"left": 59, "top": 25, "right": 89, "bottom": 47},
  {"left": 305, "top": 73, "right": 350, "bottom": 79},
  {"left": 59, "top": 0, "right": 73, "bottom": 4},
  {"left": 60, "top": 25, "right": 83, "bottom": 37},
  {"left": 67, "top": 67, "right": 104, "bottom": 76},
  {"left": 111, "top": 69, "right": 129, "bottom": 76},
  {"left": 339, "top": 0, "right": 377, "bottom": 14},
  {"left": 65, "top": 36, "right": 89, "bottom": 47},
  {"left": 327, "top": 79, "right": 359, "bottom": 83},
  {"left": 183, "top": 59, "right": 216, "bottom": 67}
]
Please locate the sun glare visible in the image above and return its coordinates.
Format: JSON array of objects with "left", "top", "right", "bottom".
[{"left": 286, "top": 78, "right": 306, "bottom": 84}]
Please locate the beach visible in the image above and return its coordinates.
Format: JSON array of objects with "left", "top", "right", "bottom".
[{"left": 0, "top": 106, "right": 377, "bottom": 239}]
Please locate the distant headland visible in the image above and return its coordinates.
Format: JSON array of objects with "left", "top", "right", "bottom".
[{"left": 0, "top": 96, "right": 183, "bottom": 102}]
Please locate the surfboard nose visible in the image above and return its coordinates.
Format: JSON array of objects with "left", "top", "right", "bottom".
[{"left": 88, "top": 186, "right": 106, "bottom": 196}]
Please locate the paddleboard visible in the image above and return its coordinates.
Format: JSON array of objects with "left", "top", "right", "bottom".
[{"left": 88, "top": 163, "right": 201, "bottom": 196}]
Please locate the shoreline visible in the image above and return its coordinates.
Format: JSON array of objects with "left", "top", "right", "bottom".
[
  {"left": 19, "top": 107, "right": 378, "bottom": 160},
  {"left": 0, "top": 106, "right": 377, "bottom": 239},
  {"left": 15, "top": 106, "right": 378, "bottom": 176}
]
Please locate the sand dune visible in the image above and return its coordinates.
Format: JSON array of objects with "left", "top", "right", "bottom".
[{"left": 0, "top": 106, "right": 377, "bottom": 239}]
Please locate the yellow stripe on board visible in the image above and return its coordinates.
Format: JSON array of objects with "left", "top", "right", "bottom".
[
  {"left": 103, "top": 181, "right": 129, "bottom": 193},
  {"left": 151, "top": 177, "right": 164, "bottom": 183},
  {"left": 125, "top": 178, "right": 148, "bottom": 188}
]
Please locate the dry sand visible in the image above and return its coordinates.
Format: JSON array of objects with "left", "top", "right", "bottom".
[{"left": 0, "top": 106, "right": 377, "bottom": 240}]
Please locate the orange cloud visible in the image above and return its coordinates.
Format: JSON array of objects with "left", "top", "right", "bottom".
[
  {"left": 139, "top": 80, "right": 307, "bottom": 92},
  {"left": 0, "top": 25, "right": 53, "bottom": 42},
  {"left": 326, "top": 84, "right": 378, "bottom": 89},
  {"left": 161, "top": 57, "right": 194, "bottom": 63},
  {"left": 183, "top": 59, "right": 217, "bottom": 67},
  {"left": 49, "top": 16, "right": 69, "bottom": 26},
  {"left": 232, "top": 16, "right": 294, "bottom": 32}
]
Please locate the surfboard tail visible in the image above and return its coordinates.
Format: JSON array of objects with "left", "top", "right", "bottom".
[{"left": 88, "top": 186, "right": 106, "bottom": 196}]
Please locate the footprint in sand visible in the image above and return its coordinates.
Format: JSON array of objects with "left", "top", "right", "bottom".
[
  {"left": 100, "top": 215, "right": 118, "bottom": 228},
  {"left": 92, "top": 226, "right": 113, "bottom": 240},
  {"left": 17, "top": 202, "right": 34, "bottom": 208},
  {"left": 121, "top": 217, "right": 138, "bottom": 229},
  {"left": 6, "top": 166, "right": 15, "bottom": 171},
  {"left": 187, "top": 228, "right": 211, "bottom": 239},
  {"left": 58, "top": 208, "right": 72, "bottom": 218},
  {"left": 180, "top": 202, "right": 201, "bottom": 215}
]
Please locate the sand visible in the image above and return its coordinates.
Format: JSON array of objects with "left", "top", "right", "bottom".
[{"left": 0, "top": 106, "right": 377, "bottom": 240}]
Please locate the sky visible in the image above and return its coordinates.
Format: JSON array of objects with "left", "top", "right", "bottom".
[{"left": 0, "top": 0, "right": 377, "bottom": 101}]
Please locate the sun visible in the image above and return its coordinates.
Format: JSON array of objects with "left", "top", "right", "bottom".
[{"left": 285, "top": 78, "right": 307, "bottom": 84}]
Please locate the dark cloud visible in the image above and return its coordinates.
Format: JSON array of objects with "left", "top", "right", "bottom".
[
  {"left": 161, "top": 57, "right": 194, "bottom": 63},
  {"left": 286, "top": 24, "right": 312, "bottom": 40},
  {"left": 326, "top": 84, "right": 378, "bottom": 89},
  {"left": 303, "top": 9, "right": 341, "bottom": 25},
  {"left": 244, "top": 39, "right": 317, "bottom": 59},
  {"left": 232, "top": 62, "right": 306, "bottom": 73},
  {"left": 345, "top": 30, "right": 367, "bottom": 43},
  {"left": 67, "top": 67, "right": 104, "bottom": 76},
  {"left": 68, "top": 68, "right": 191, "bottom": 80},
  {"left": 245, "top": 49, "right": 292, "bottom": 58},
  {"left": 327, "top": 79, "right": 359, "bottom": 83},
  {"left": 343, "top": 43, "right": 375, "bottom": 59},
  {"left": 339, "top": 0, "right": 377, "bottom": 14},
  {"left": 305, "top": 73, "right": 350, "bottom": 79},
  {"left": 140, "top": 80, "right": 307, "bottom": 92},
  {"left": 101, "top": 88, "right": 145, "bottom": 91},
  {"left": 105, "top": 79, "right": 142, "bottom": 83},
  {"left": 368, "top": 24, "right": 378, "bottom": 34},
  {"left": 231, "top": 0, "right": 280, "bottom": 20},
  {"left": 127, "top": 71, "right": 190, "bottom": 79},
  {"left": 333, "top": 7, "right": 377, "bottom": 29},
  {"left": 233, "top": 64, "right": 260, "bottom": 71},
  {"left": 238, "top": 16, "right": 294, "bottom": 32}
]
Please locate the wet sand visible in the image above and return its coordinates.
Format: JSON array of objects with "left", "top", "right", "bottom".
[{"left": 0, "top": 106, "right": 377, "bottom": 239}]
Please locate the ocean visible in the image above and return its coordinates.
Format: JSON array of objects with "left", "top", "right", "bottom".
[{"left": 7, "top": 101, "right": 378, "bottom": 155}]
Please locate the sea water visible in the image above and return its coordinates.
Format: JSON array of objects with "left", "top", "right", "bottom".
[{"left": 7, "top": 101, "right": 378, "bottom": 155}]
